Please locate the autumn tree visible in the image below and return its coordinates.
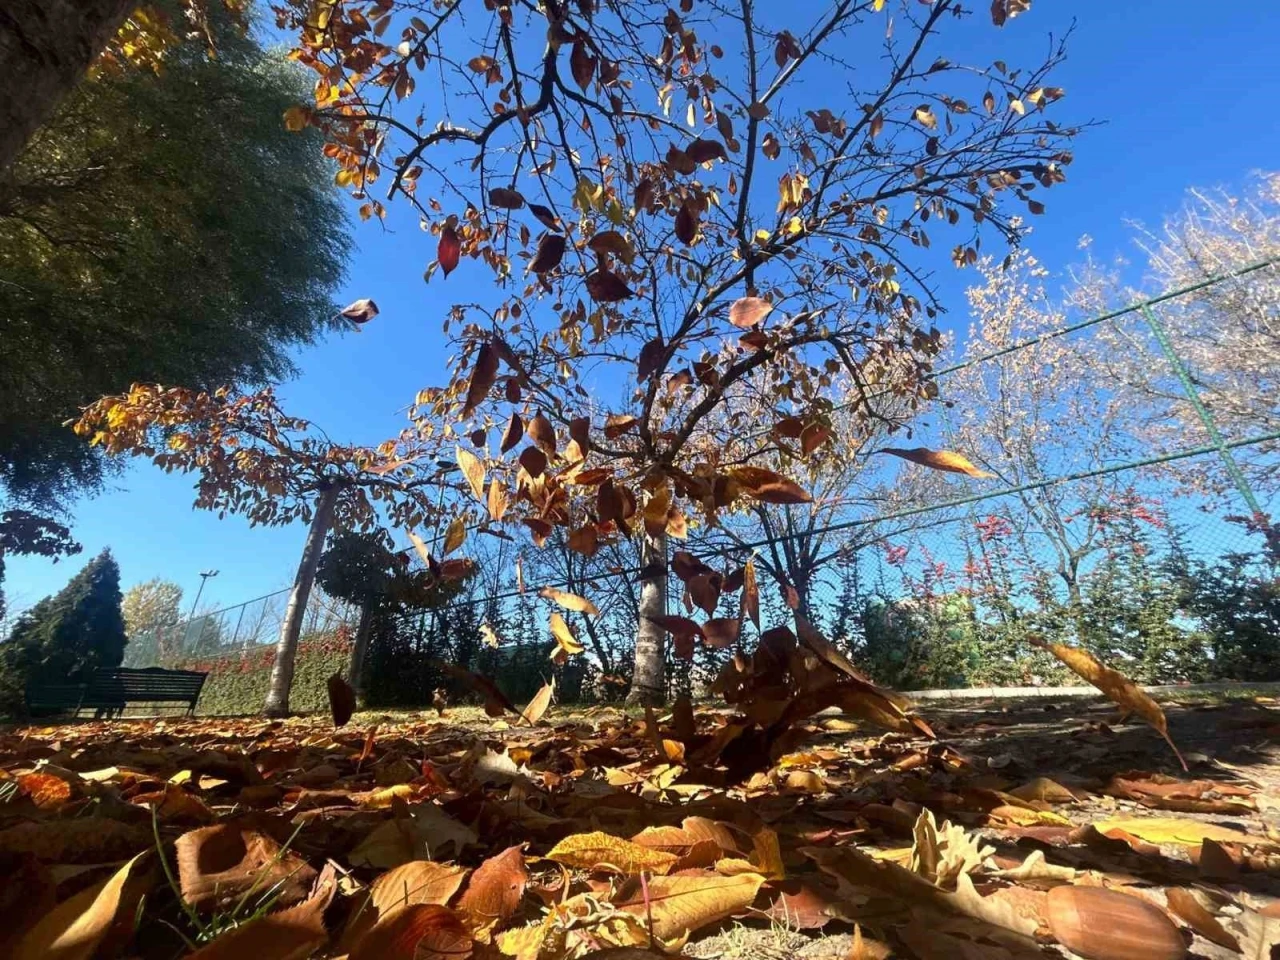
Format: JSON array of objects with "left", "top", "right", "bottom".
[
  {"left": 0, "top": 510, "right": 81, "bottom": 627},
  {"left": 74, "top": 384, "right": 460, "bottom": 716},
  {"left": 273, "top": 0, "right": 1075, "bottom": 702}
]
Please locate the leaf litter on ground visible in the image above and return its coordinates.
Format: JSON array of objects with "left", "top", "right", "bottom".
[{"left": 4, "top": 654, "right": 1280, "bottom": 958}]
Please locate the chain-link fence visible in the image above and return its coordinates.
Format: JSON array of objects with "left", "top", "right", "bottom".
[
  {"left": 123, "top": 586, "right": 359, "bottom": 669},
  {"left": 132, "top": 257, "right": 1280, "bottom": 699}
]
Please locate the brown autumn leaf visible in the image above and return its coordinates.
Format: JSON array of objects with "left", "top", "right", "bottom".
[
  {"left": 13, "top": 851, "right": 153, "bottom": 960},
  {"left": 613, "top": 871, "right": 766, "bottom": 941},
  {"left": 328, "top": 673, "right": 356, "bottom": 727},
  {"left": 185, "top": 864, "right": 337, "bottom": 960},
  {"left": 338, "top": 861, "right": 469, "bottom": 953},
  {"left": 585, "top": 268, "right": 634, "bottom": 302},
  {"left": 702, "top": 617, "right": 739, "bottom": 649},
  {"left": 488, "top": 187, "right": 525, "bottom": 209},
  {"left": 486, "top": 479, "right": 508, "bottom": 522},
  {"left": 686, "top": 138, "right": 727, "bottom": 164},
  {"left": 1165, "top": 887, "right": 1239, "bottom": 952},
  {"left": 455, "top": 445, "right": 485, "bottom": 500},
  {"left": 176, "top": 824, "right": 317, "bottom": 915},
  {"left": 540, "top": 586, "right": 600, "bottom": 616},
  {"left": 500, "top": 413, "right": 523, "bottom": 453},
  {"left": 462, "top": 342, "right": 499, "bottom": 417},
  {"left": 1030, "top": 637, "right": 1186, "bottom": 770},
  {"left": 520, "top": 680, "right": 554, "bottom": 725},
  {"left": 457, "top": 844, "right": 529, "bottom": 931},
  {"left": 518, "top": 445, "right": 547, "bottom": 478},
  {"left": 529, "top": 233, "right": 566, "bottom": 273},
  {"left": 434, "top": 662, "right": 517, "bottom": 718},
  {"left": 727, "top": 465, "right": 812, "bottom": 504},
  {"left": 728, "top": 296, "right": 772, "bottom": 328},
  {"left": 880, "top": 446, "right": 996, "bottom": 478},
  {"left": 648, "top": 614, "right": 703, "bottom": 659},
  {"left": 674, "top": 203, "right": 698, "bottom": 245},
  {"left": 527, "top": 412, "right": 556, "bottom": 456},
  {"left": 438, "top": 225, "right": 461, "bottom": 277},
  {"left": 587, "top": 230, "right": 636, "bottom": 265},
  {"left": 570, "top": 39, "right": 596, "bottom": 90},
  {"left": 742, "top": 559, "right": 760, "bottom": 628},
  {"left": 340, "top": 298, "right": 379, "bottom": 323},
  {"left": 349, "top": 903, "right": 473, "bottom": 960}
]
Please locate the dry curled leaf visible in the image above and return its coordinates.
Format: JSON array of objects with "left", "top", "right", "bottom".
[
  {"left": 879, "top": 447, "right": 996, "bottom": 478},
  {"left": 540, "top": 587, "right": 600, "bottom": 616}
]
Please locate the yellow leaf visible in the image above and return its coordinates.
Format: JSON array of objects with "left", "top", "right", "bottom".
[
  {"left": 480, "top": 622, "right": 501, "bottom": 648},
  {"left": 521, "top": 679, "right": 555, "bottom": 725},
  {"left": 282, "top": 105, "right": 309, "bottom": 131},
  {"left": 872, "top": 0, "right": 886, "bottom": 9},
  {"left": 613, "top": 871, "right": 766, "bottom": 940},
  {"left": 361, "top": 783, "right": 415, "bottom": 808},
  {"left": 487, "top": 478, "right": 508, "bottom": 522},
  {"left": 913, "top": 105, "right": 938, "bottom": 130},
  {"left": 549, "top": 613, "right": 584, "bottom": 656},
  {"left": 539, "top": 586, "right": 600, "bottom": 616},
  {"left": 880, "top": 447, "right": 995, "bottom": 478},
  {"left": 456, "top": 445, "right": 485, "bottom": 501},
  {"left": 443, "top": 515, "right": 467, "bottom": 555},
  {"left": 1031, "top": 637, "right": 1185, "bottom": 770},
  {"left": 546, "top": 831, "right": 679, "bottom": 874},
  {"left": 1093, "top": 817, "right": 1261, "bottom": 848}
]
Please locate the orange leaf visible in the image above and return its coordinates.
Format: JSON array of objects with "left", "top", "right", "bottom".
[
  {"left": 727, "top": 465, "right": 812, "bottom": 504},
  {"left": 728, "top": 296, "right": 772, "bottom": 328},
  {"left": 879, "top": 447, "right": 995, "bottom": 478},
  {"left": 185, "top": 865, "right": 337, "bottom": 960},
  {"left": 338, "top": 862, "right": 469, "bottom": 954},
  {"left": 457, "top": 845, "right": 529, "bottom": 930},
  {"left": 349, "top": 903, "right": 473, "bottom": 960},
  {"left": 500, "top": 413, "right": 523, "bottom": 453},
  {"left": 546, "top": 832, "right": 679, "bottom": 875}
]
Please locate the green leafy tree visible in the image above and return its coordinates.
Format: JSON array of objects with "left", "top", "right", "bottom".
[
  {"left": 0, "top": 0, "right": 348, "bottom": 511},
  {"left": 0, "top": 549, "right": 126, "bottom": 714}
]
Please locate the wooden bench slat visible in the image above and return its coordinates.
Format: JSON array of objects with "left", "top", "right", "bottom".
[{"left": 26, "top": 667, "right": 208, "bottom": 718}]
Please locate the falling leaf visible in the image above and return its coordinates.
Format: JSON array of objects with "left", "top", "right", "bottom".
[
  {"left": 456, "top": 445, "right": 486, "bottom": 501},
  {"left": 742, "top": 559, "right": 760, "bottom": 628},
  {"left": 547, "top": 832, "right": 679, "bottom": 875},
  {"left": 527, "top": 413, "right": 556, "bottom": 456},
  {"left": 1031, "top": 638, "right": 1186, "bottom": 769},
  {"left": 540, "top": 587, "right": 600, "bottom": 616},
  {"left": 480, "top": 623, "right": 500, "bottom": 648},
  {"left": 328, "top": 673, "right": 356, "bottom": 727},
  {"left": 648, "top": 615, "right": 703, "bottom": 659},
  {"left": 550, "top": 613, "right": 585, "bottom": 656},
  {"left": 438, "top": 226, "right": 462, "bottom": 277},
  {"left": 520, "top": 680, "right": 554, "bottom": 725},
  {"left": 879, "top": 447, "right": 996, "bottom": 478},
  {"left": 702, "top": 617, "right": 739, "bottom": 649},
  {"left": 913, "top": 105, "right": 938, "bottom": 130},
  {"left": 570, "top": 39, "right": 596, "bottom": 90},
  {"left": 462, "top": 342, "right": 499, "bottom": 417},
  {"left": 728, "top": 296, "right": 772, "bottom": 328},
  {"left": 727, "top": 465, "right": 812, "bottom": 504},
  {"left": 434, "top": 662, "right": 517, "bottom": 718},
  {"left": 486, "top": 479, "right": 508, "bottom": 522},
  {"left": 340, "top": 298, "right": 380, "bottom": 323}
]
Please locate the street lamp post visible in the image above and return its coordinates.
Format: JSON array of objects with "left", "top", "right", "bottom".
[{"left": 187, "top": 569, "right": 220, "bottom": 627}]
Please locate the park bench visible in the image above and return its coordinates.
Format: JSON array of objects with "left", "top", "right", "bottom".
[{"left": 25, "top": 667, "right": 208, "bottom": 718}]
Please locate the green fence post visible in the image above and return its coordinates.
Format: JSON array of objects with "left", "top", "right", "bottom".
[{"left": 1138, "top": 301, "right": 1268, "bottom": 524}]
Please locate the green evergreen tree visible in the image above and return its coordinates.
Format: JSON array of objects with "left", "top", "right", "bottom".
[
  {"left": 0, "top": 549, "right": 126, "bottom": 714},
  {"left": 0, "top": 0, "right": 349, "bottom": 511}
]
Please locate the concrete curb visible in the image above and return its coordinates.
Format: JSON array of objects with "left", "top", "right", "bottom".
[{"left": 903, "top": 681, "right": 1280, "bottom": 702}]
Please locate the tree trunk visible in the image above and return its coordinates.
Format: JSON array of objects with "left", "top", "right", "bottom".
[
  {"left": 626, "top": 530, "right": 667, "bottom": 706},
  {"left": 263, "top": 484, "right": 338, "bottom": 717},
  {"left": 347, "top": 601, "right": 374, "bottom": 704},
  {"left": 0, "top": 0, "right": 135, "bottom": 173}
]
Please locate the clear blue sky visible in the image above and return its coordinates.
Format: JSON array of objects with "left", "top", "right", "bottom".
[{"left": 6, "top": 1, "right": 1280, "bottom": 617}]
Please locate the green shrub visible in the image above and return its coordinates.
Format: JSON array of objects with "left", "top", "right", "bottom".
[{"left": 181, "top": 629, "right": 351, "bottom": 716}]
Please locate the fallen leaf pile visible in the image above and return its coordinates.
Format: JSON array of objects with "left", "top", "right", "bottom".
[{"left": 4, "top": 682, "right": 1280, "bottom": 958}]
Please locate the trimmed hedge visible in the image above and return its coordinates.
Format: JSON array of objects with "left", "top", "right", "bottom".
[{"left": 180, "top": 629, "right": 351, "bottom": 716}]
